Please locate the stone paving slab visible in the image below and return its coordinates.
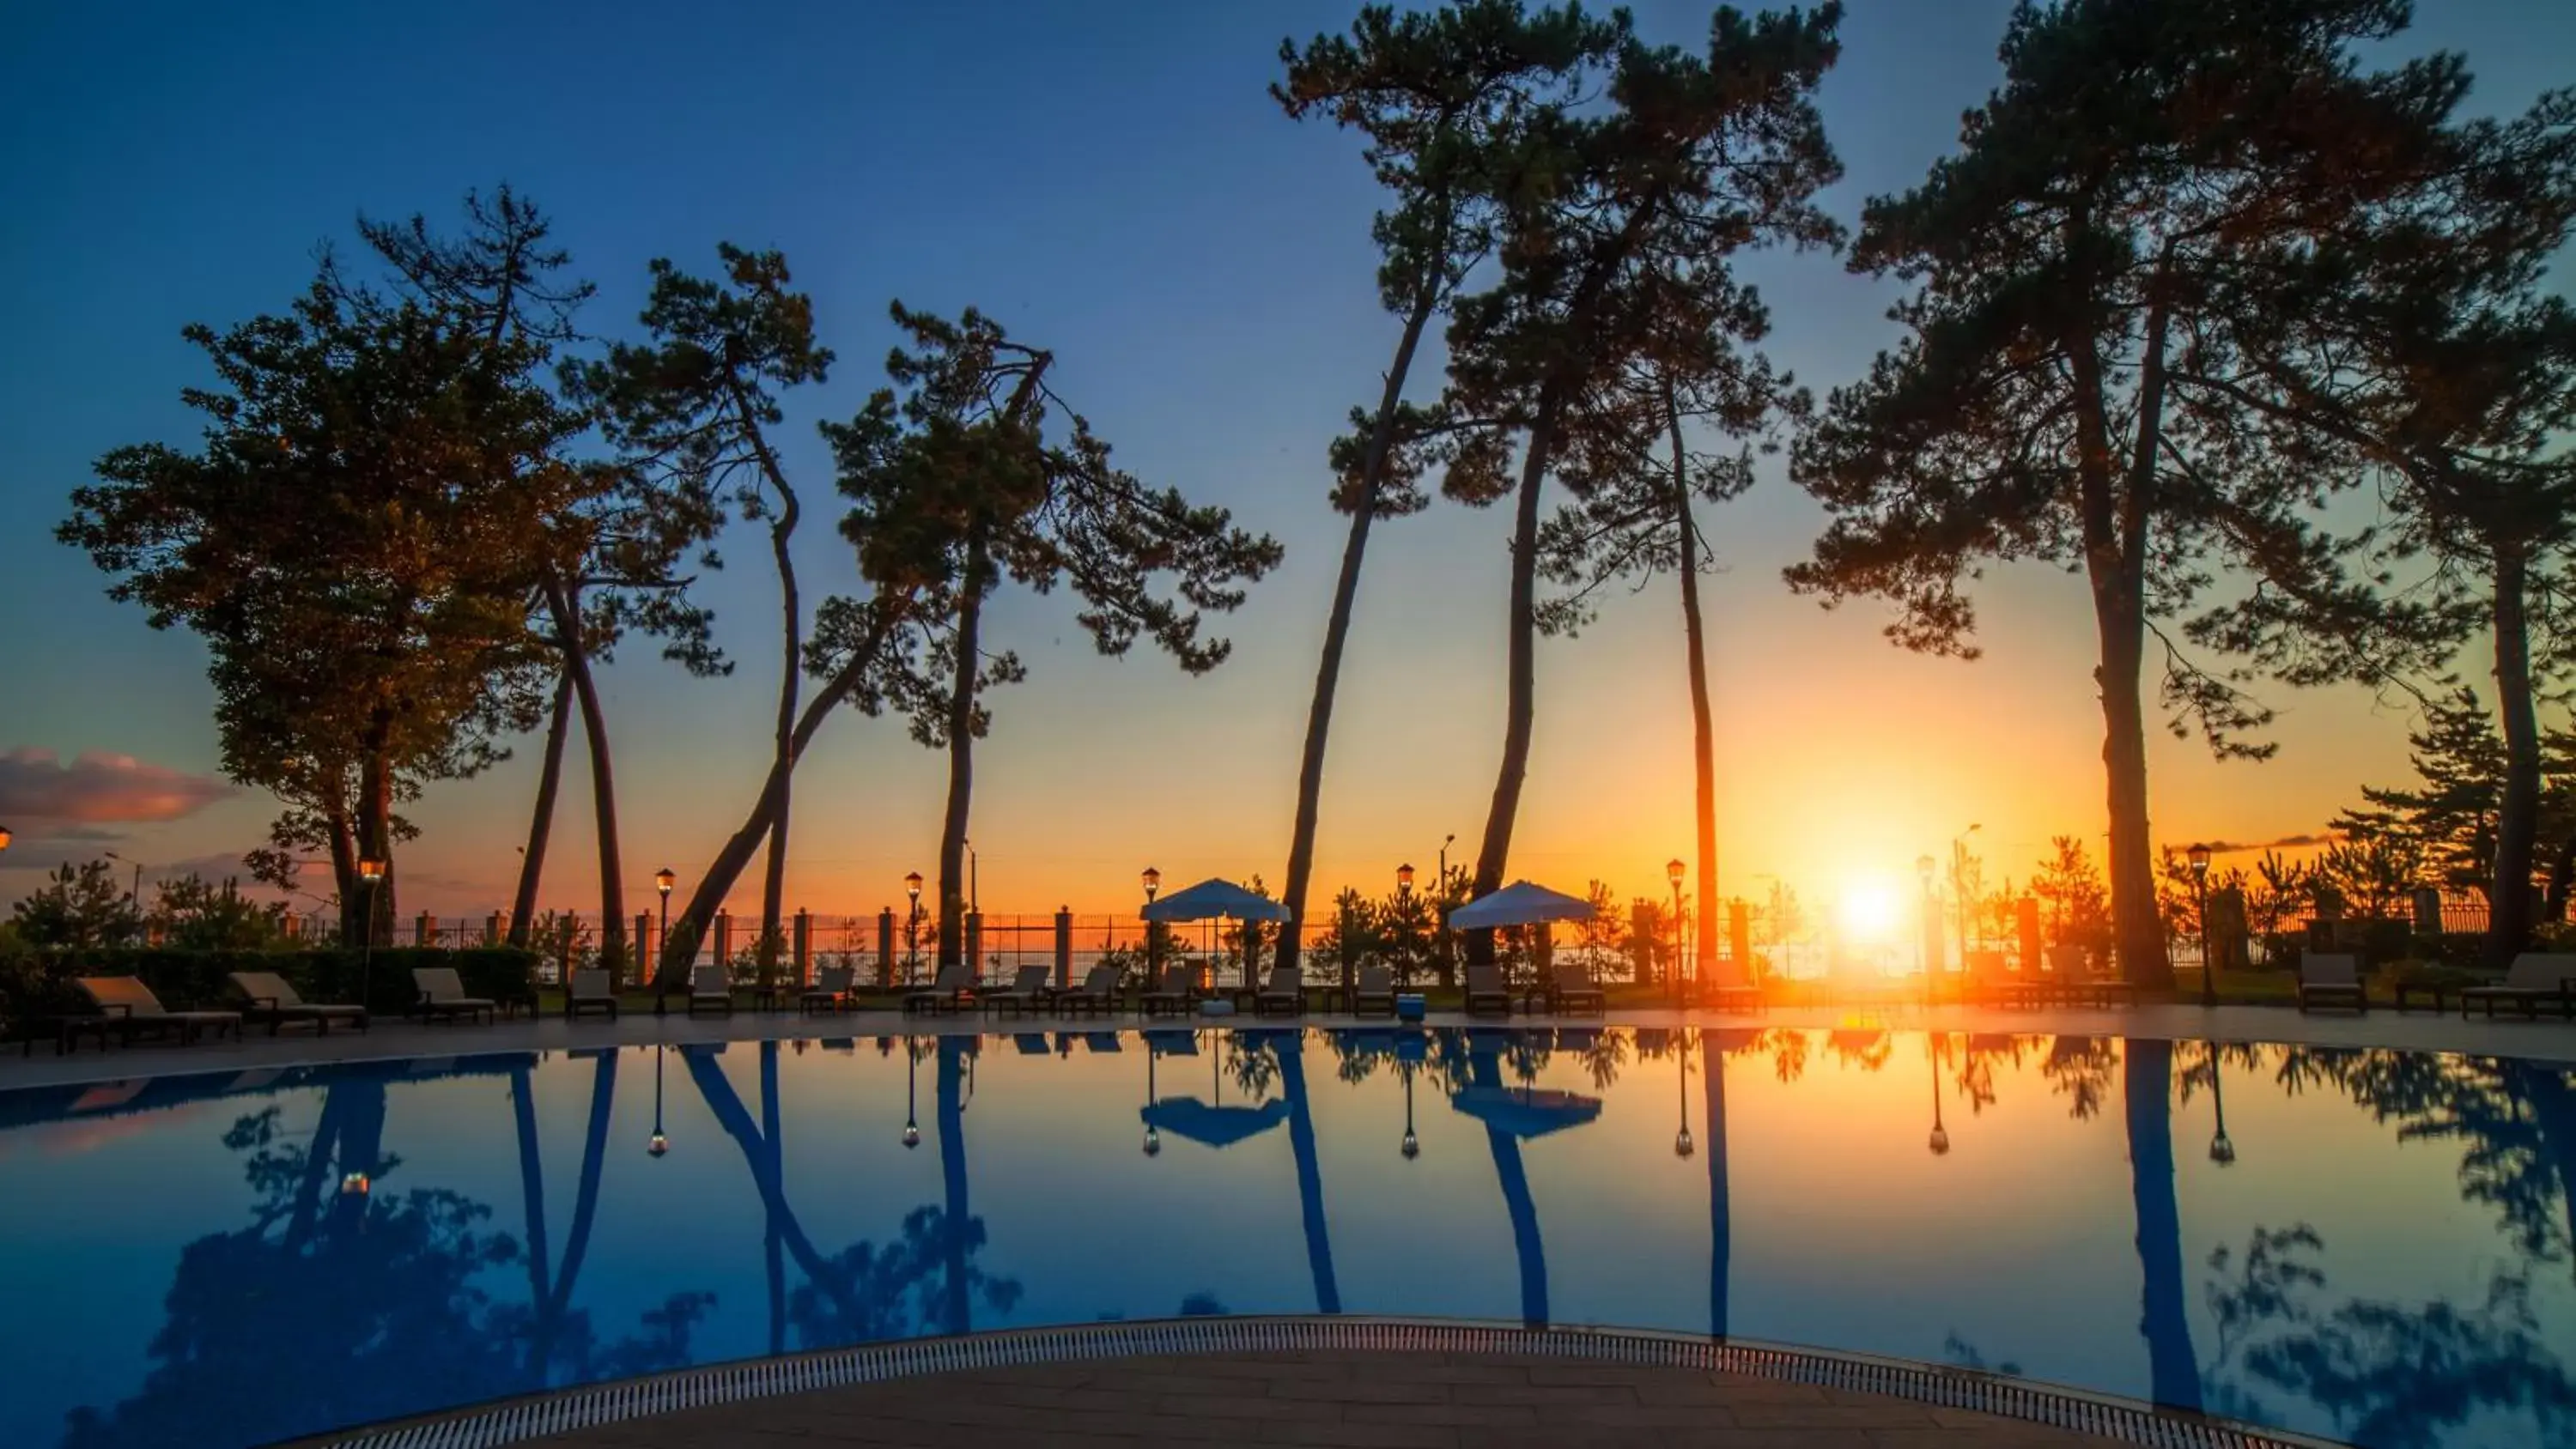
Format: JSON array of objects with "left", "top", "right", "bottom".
[
  {"left": 3, "top": 998, "right": 2568, "bottom": 1090},
  {"left": 518, "top": 1352, "right": 2140, "bottom": 1448}
]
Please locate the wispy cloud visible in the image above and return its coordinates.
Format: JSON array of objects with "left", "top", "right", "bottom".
[
  {"left": 0, "top": 748, "right": 233, "bottom": 825},
  {"left": 2206, "top": 833, "right": 2334, "bottom": 854}
]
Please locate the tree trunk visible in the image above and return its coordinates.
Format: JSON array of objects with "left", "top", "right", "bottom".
[
  {"left": 2095, "top": 588, "right": 2169, "bottom": 990},
  {"left": 1671, "top": 387, "right": 1720, "bottom": 985},
  {"left": 354, "top": 718, "right": 397, "bottom": 949},
  {"left": 1279, "top": 282, "right": 1443, "bottom": 977},
  {"left": 1468, "top": 385, "right": 1568, "bottom": 967},
  {"left": 659, "top": 600, "right": 910, "bottom": 985},
  {"left": 547, "top": 577, "right": 628, "bottom": 981},
  {"left": 2489, "top": 543, "right": 2541, "bottom": 968},
  {"left": 508, "top": 671, "right": 574, "bottom": 948},
  {"left": 2123, "top": 1040, "right": 2203, "bottom": 1412},
  {"left": 939, "top": 538, "right": 990, "bottom": 972},
  {"left": 726, "top": 370, "right": 805, "bottom": 989}
]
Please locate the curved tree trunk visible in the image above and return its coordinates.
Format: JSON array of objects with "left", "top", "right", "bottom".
[
  {"left": 659, "top": 599, "right": 910, "bottom": 987},
  {"left": 1468, "top": 388, "right": 1567, "bottom": 970},
  {"left": 508, "top": 672, "right": 574, "bottom": 948},
  {"left": 547, "top": 577, "right": 627, "bottom": 980},
  {"left": 2097, "top": 589, "right": 2168, "bottom": 989},
  {"left": 939, "top": 539, "right": 989, "bottom": 972},
  {"left": 2490, "top": 543, "right": 2541, "bottom": 969},
  {"left": 758, "top": 503, "right": 801, "bottom": 988},
  {"left": 2124, "top": 1040, "right": 2203, "bottom": 1412},
  {"left": 1279, "top": 282, "right": 1443, "bottom": 978},
  {"left": 1670, "top": 388, "right": 1720, "bottom": 986}
]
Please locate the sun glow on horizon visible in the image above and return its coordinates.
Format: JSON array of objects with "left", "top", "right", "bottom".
[{"left": 1836, "top": 877, "right": 1902, "bottom": 942}]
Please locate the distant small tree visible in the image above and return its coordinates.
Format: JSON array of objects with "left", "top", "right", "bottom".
[
  {"left": 11, "top": 860, "right": 143, "bottom": 948},
  {"left": 2031, "top": 837, "right": 2112, "bottom": 965},
  {"left": 1572, "top": 880, "right": 1628, "bottom": 974},
  {"left": 148, "top": 874, "right": 289, "bottom": 950}
]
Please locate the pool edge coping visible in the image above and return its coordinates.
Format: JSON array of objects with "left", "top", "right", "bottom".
[{"left": 299, "top": 1315, "right": 2348, "bottom": 1449}]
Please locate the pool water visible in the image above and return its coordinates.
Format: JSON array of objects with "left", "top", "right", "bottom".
[{"left": 1, "top": 1028, "right": 2569, "bottom": 1449}]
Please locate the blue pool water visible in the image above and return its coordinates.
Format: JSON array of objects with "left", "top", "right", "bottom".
[{"left": 1, "top": 1027, "right": 2569, "bottom": 1449}]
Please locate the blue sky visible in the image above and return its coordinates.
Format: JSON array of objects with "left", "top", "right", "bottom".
[{"left": 3, "top": 0, "right": 2571, "bottom": 919}]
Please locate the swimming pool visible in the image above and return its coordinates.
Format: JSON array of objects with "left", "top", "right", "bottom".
[{"left": 1, "top": 1027, "right": 2567, "bottom": 1449}]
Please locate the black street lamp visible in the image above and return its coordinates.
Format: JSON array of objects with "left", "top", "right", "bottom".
[
  {"left": 355, "top": 855, "right": 387, "bottom": 1009},
  {"left": 653, "top": 867, "right": 676, "bottom": 1008},
  {"left": 1142, "top": 866, "right": 1162, "bottom": 987},
  {"left": 1435, "top": 833, "right": 1455, "bottom": 980},
  {"left": 2189, "top": 843, "right": 2215, "bottom": 1008},
  {"left": 1668, "top": 858, "right": 1687, "bottom": 1002},
  {"left": 905, "top": 871, "right": 926, "bottom": 985},
  {"left": 1916, "top": 854, "right": 1937, "bottom": 991}
]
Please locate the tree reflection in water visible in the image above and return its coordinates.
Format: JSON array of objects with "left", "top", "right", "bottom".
[{"left": 64, "top": 1062, "right": 711, "bottom": 1449}]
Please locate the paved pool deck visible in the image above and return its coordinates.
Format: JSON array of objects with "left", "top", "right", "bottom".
[
  {"left": 6, "top": 997, "right": 2567, "bottom": 1089},
  {"left": 484, "top": 1349, "right": 2138, "bottom": 1449}
]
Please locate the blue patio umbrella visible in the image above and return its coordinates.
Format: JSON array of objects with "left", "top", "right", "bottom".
[
  {"left": 1140, "top": 877, "right": 1290, "bottom": 924},
  {"left": 1138, "top": 1095, "right": 1291, "bottom": 1149}
]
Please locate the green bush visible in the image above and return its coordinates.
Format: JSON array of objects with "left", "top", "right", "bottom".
[{"left": 0, "top": 945, "right": 538, "bottom": 1030}]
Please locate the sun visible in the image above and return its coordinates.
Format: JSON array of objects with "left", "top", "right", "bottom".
[{"left": 1838, "top": 878, "right": 1902, "bottom": 942}]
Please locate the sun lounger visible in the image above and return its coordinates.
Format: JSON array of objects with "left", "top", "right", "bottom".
[
  {"left": 1352, "top": 965, "right": 1396, "bottom": 1017},
  {"left": 1053, "top": 963, "right": 1121, "bottom": 1016},
  {"left": 76, "top": 977, "right": 241, "bottom": 1046},
  {"left": 2460, "top": 953, "right": 2576, "bottom": 1019},
  {"left": 799, "top": 966, "right": 854, "bottom": 1016},
  {"left": 686, "top": 962, "right": 735, "bottom": 1016},
  {"left": 1546, "top": 962, "right": 1605, "bottom": 1016},
  {"left": 228, "top": 971, "right": 368, "bottom": 1035},
  {"left": 980, "top": 965, "right": 1052, "bottom": 1017},
  {"left": 412, "top": 967, "right": 497, "bottom": 1024},
  {"left": 2294, "top": 954, "right": 2367, "bottom": 1014},
  {"left": 1255, "top": 964, "right": 1306, "bottom": 1017},
  {"left": 1140, "top": 962, "right": 1199, "bottom": 1017},
  {"left": 1465, "top": 963, "right": 1516, "bottom": 1017},
  {"left": 903, "top": 961, "right": 975, "bottom": 1015},
  {"left": 565, "top": 969, "right": 618, "bottom": 1021}
]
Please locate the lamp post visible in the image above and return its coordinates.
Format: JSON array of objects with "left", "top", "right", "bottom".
[
  {"left": 1397, "top": 864, "right": 1414, "bottom": 985},
  {"left": 2207, "top": 1041, "right": 2235, "bottom": 1165},
  {"left": 967, "top": 839, "right": 978, "bottom": 916},
  {"left": 1928, "top": 1034, "right": 1950, "bottom": 1155},
  {"left": 355, "top": 855, "right": 387, "bottom": 1011},
  {"left": 1674, "top": 1028, "right": 1695, "bottom": 1158},
  {"left": 654, "top": 867, "right": 676, "bottom": 1006},
  {"left": 905, "top": 871, "right": 925, "bottom": 985},
  {"left": 2188, "top": 843, "right": 2215, "bottom": 1007},
  {"left": 1915, "top": 854, "right": 1937, "bottom": 990},
  {"left": 648, "top": 1044, "right": 669, "bottom": 1158},
  {"left": 1667, "top": 858, "right": 1686, "bottom": 1002},
  {"left": 1952, "top": 823, "right": 1982, "bottom": 971},
  {"left": 1437, "top": 833, "right": 1455, "bottom": 981},
  {"left": 1142, "top": 866, "right": 1161, "bottom": 987}
]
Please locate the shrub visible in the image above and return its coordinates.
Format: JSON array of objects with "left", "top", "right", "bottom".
[{"left": 0, "top": 945, "right": 538, "bottom": 1031}]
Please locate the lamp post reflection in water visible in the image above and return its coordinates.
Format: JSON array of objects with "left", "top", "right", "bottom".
[
  {"left": 902, "top": 1040, "right": 921, "bottom": 1149},
  {"left": 1927, "top": 1034, "right": 1950, "bottom": 1156},
  {"left": 1400, "top": 1057, "right": 1419, "bottom": 1160},
  {"left": 648, "top": 1044, "right": 669, "bottom": 1158},
  {"left": 1142, "top": 1037, "right": 1161, "bottom": 1157},
  {"left": 1674, "top": 1028, "right": 1695, "bottom": 1158},
  {"left": 2208, "top": 1042, "right": 2235, "bottom": 1165}
]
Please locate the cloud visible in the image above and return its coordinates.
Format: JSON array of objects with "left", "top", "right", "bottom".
[
  {"left": 2206, "top": 833, "right": 2334, "bottom": 854},
  {"left": 0, "top": 748, "right": 234, "bottom": 825}
]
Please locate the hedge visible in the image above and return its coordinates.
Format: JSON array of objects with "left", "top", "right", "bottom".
[{"left": 0, "top": 945, "right": 538, "bottom": 1031}]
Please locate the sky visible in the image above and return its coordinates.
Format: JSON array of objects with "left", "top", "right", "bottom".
[{"left": 3, "top": 0, "right": 2573, "bottom": 924}]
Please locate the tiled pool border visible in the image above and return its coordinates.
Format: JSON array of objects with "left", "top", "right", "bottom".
[{"left": 314, "top": 1315, "right": 2344, "bottom": 1449}]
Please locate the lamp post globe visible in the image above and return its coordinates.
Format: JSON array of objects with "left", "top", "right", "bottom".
[
  {"left": 1400, "top": 1130, "right": 1419, "bottom": 1160},
  {"left": 1396, "top": 863, "right": 1414, "bottom": 894}
]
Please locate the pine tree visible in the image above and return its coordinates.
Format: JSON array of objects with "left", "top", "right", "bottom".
[
  {"left": 1789, "top": 0, "right": 2482, "bottom": 988},
  {"left": 1270, "top": 0, "right": 1633, "bottom": 978}
]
